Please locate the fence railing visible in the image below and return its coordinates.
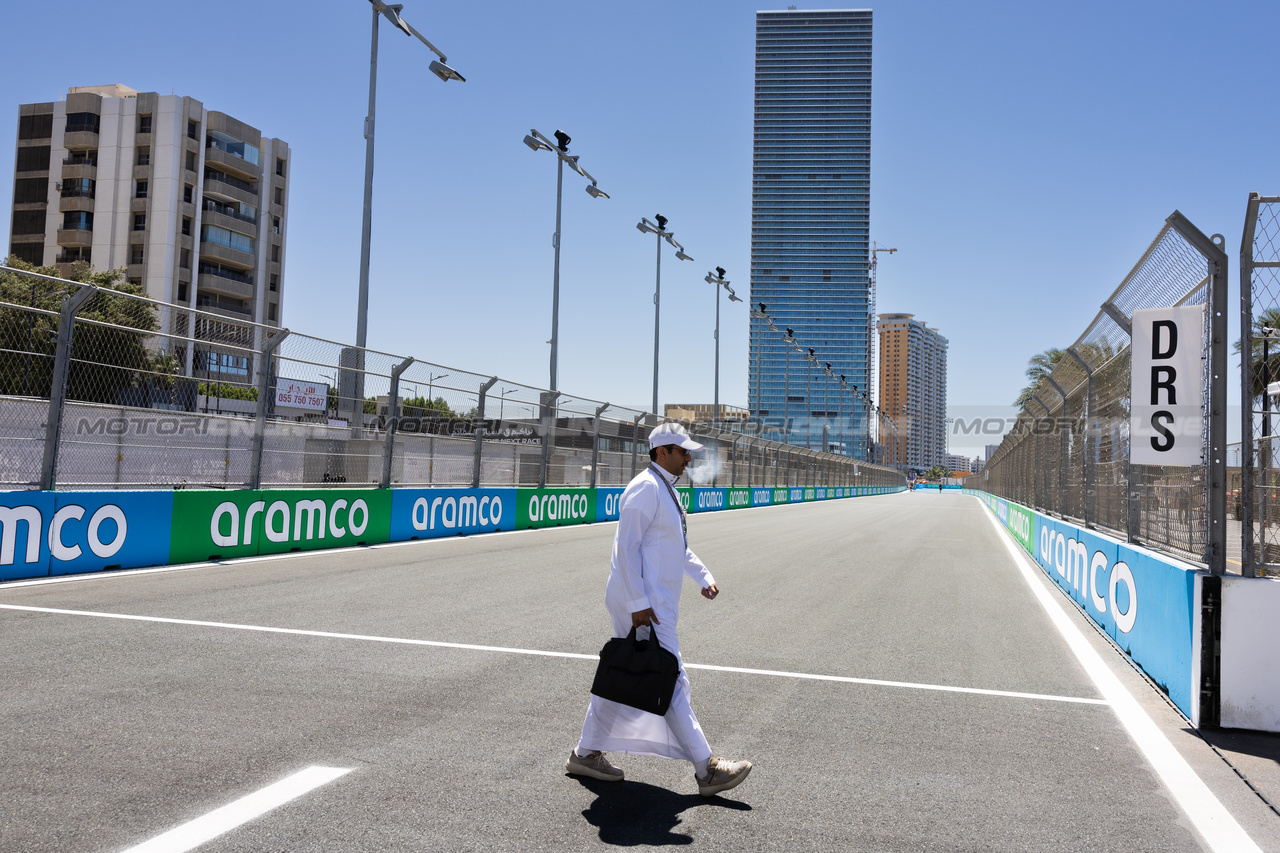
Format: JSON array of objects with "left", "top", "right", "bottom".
[
  {"left": 1239, "top": 193, "right": 1280, "bottom": 577},
  {"left": 0, "top": 262, "right": 906, "bottom": 494},
  {"left": 978, "top": 211, "right": 1229, "bottom": 572}
]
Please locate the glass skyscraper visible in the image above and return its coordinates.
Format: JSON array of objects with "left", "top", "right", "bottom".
[{"left": 749, "top": 9, "right": 872, "bottom": 457}]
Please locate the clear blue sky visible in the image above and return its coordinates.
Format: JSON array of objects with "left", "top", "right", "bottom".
[{"left": 3, "top": 0, "right": 1276, "bottom": 451}]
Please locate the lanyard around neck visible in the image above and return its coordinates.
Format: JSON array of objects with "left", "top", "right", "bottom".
[{"left": 650, "top": 464, "right": 688, "bottom": 549}]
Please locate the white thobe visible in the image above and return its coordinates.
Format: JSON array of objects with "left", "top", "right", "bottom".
[{"left": 577, "top": 464, "right": 716, "bottom": 763}]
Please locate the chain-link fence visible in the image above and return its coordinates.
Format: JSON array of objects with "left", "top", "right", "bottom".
[
  {"left": 978, "top": 212, "right": 1229, "bottom": 571},
  {"left": 1238, "top": 193, "right": 1280, "bottom": 577},
  {"left": 0, "top": 263, "right": 906, "bottom": 493}
]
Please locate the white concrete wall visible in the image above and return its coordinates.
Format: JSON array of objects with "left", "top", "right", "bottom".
[{"left": 1220, "top": 575, "right": 1280, "bottom": 732}]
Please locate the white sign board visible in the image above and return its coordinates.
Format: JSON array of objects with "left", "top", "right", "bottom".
[
  {"left": 1130, "top": 305, "right": 1204, "bottom": 466},
  {"left": 275, "top": 380, "right": 329, "bottom": 412}
]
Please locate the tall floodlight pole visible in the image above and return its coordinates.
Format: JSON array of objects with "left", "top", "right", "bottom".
[
  {"left": 705, "top": 267, "right": 741, "bottom": 428},
  {"left": 355, "top": 0, "right": 464, "bottom": 405},
  {"left": 823, "top": 362, "right": 834, "bottom": 453},
  {"left": 804, "top": 347, "right": 818, "bottom": 450},
  {"left": 783, "top": 328, "right": 795, "bottom": 444},
  {"left": 637, "top": 215, "right": 693, "bottom": 415},
  {"left": 749, "top": 303, "right": 769, "bottom": 429},
  {"left": 523, "top": 129, "right": 610, "bottom": 392}
]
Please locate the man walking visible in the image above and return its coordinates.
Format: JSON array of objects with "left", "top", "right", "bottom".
[{"left": 566, "top": 422, "right": 752, "bottom": 797}]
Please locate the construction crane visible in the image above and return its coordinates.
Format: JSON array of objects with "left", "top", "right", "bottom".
[{"left": 869, "top": 242, "right": 896, "bottom": 459}]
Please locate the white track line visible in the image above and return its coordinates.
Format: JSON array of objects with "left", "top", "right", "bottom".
[
  {"left": 120, "top": 765, "right": 351, "bottom": 853},
  {"left": 979, "top": 498, "right": 1261, "bottom": 853},
  {"left": 0, "top": 492, "right": 900, "bottom": 591},
  {"left": 0, "top": 603, "right": 1105, "bottom": 706}
]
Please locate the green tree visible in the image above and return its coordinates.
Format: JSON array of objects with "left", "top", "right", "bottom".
[
  {"left": 0, "top": 256, "right": 159, "bottom": 402},
  {"left": 1015, "top": 348, "right": 1065, "bottom": 408},
  {"left": 402, "top": 395, "right": 457, "bottom": 418},
  {"left": 925, "top": 464, "right": 949, "bottom": 480}
]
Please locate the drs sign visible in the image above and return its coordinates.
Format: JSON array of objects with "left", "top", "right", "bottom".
[{"left": 1130, "top": 305, "right": 1204, "bottom": 466}]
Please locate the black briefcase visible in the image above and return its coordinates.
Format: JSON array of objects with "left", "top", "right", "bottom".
[{"left": 590, "top": 626, "right": 680, "bottom": 716}]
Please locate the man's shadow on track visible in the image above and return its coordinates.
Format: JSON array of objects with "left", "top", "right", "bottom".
[{"left": 571, "top": 776, "right": 752, "bottom": 846}]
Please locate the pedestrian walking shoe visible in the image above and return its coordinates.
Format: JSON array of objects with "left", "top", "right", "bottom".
[
  {"left": 565, "top": 750, "right": 624, "bottom": 782},
  {"left": 696, "top": 756, "right": 752, "bottom": 796}
]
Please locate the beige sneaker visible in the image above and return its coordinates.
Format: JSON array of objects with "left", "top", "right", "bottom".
[
  {"left": 696, "top": 756, "right": 752, "bottom": 796},
  {"left": 565, "top": 749, "right": 624, "bottom": 781}
]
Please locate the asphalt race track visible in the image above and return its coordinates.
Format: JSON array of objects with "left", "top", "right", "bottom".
[{"left": 2, "top": 490, "right": 1278, "bottom": 852}]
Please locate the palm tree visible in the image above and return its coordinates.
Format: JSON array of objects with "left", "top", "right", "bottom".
[
  {"left": 1237, "top": 307, "right": 1280, "bottom": 398},
  {"left": 1014, "top": 348, "right": 1065, "bottom": 408}
]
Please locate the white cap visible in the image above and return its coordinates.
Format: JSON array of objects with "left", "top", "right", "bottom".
[{"left": 648, "top": 421, "right": 704, "bottom": 452}]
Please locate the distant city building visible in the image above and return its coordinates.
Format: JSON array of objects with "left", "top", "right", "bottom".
[
  {"left": 985, "top": 443, "right": 1001, "bottom": 466},
  {"left": 749, "top": 9, "right": 873, "bottom": 456},
  {"left": 8, "top": 84, "right": 289, "bottom": 384},
  {"left": 664, "top": 403, "right": 751, "bottom": 424},
  {"left": 878, "top": 313, "right": 948, "bottom": 470},
  {"left": 945, "top": 453, "right": 977, "bottom": 474}
]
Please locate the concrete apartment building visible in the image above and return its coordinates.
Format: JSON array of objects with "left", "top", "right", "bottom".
[
  {"left": 878, "top": 313, "right": 948, "bottom": 471},
  {"left": 8, "top": 84, "right": 289, "bottom": 382}
]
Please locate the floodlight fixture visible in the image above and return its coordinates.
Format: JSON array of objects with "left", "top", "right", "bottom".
[
  {"left": 554, "top": 130, "right": 571, "bottom": 151},
  {"left": 429, "top": 59, "right": 465, "bottom": 82},
  {"left": 716, "top": 266, "right": 726, "bottom": 278},
  {"left": 655, "top": 214, "right": 668, "bottom": 230},
  {"left": 675, "top": 250, "right": 693, "bottom": 262},
  {"left": 523, "top": 134, "right": 550, "bottom": 152},
  {"left": 585, "top": 184, "right": 609, "bottom": 199}
]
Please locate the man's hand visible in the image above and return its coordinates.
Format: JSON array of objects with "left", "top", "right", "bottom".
[
  {"left": 631, "top": 608, "right": 659, "bottom": 627},
  {"left": 702, "top": 584, "right": 719, "bottom": 600}
]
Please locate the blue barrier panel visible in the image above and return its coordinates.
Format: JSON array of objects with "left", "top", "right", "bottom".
[
  {"left": 815, "top": 487, "right": 827, "bottom": 500},
  {"left": 50, "top": 491, "right": 173, "bottom": 575},
  {"left": 0, "top": 491, "right": 55, "bottom": 580},
  {"left": 596, "top": 488, "right": 625, "bottom": 522},
  {"left": 752, "top": 487, "right": 773, "bottom": 507},
  {"left": 789, "top": 487, "right": 805, "bottom": 503},
  {"left": 1033, "top": 516, "right": 1197, "bottom": 717},
  {"left": 691, "top": 488, "right": 727, "bottom": 513},
  {"left": 391, "top": 488, "right": 515, "bottom": 540},
  {"left": 967, "top": 489, "right": 1199, "bottom": 719}
]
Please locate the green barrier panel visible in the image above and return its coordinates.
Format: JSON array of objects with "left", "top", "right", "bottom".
[
  {"left": 171, "top": 489, "right": 391, "bottom": 562},
  {"left": 726, "top": 488, "right": 751, "bottom": 509},
  {"left": 1005, "top": 501, "right": 1036, "bottom": 552},
  {"left": 516, "top": 488, "right": 597, "bottom": 529},
  {"left": 677, "top": 487, "right": 693, "bottom": 512},
  {"left": 772, "top": 487, "right": 790, "bottom": 504}
]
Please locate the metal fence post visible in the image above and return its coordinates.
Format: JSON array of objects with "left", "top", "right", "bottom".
[
  {"left": 1046, "top": 376, "right": 1070, "bottom": 516},
  {"left": 472, "top": 376, "right": 497, "bottom": 488},
  {"left": 538, "top": 391, "right": 560, "bottom": 489},
  {"left": 590, "top": 402, "right": 609, "bottom": 488},
  {"left": 40, "top": 284, "right": 98, "bottom": 490},
  {"left": 249, "top": 328, "right": 290, "bottom": 490},
  {"left": 1066, "top": 346, "right": 1096, "bottom": 528},
  {"left": 1167, "top": 211, "right": 1229, "bottom": 575},
  {"left": 630, "top": 413, "right": 644, "bottom": 478},
  {"left": 1240, "top": 193, "right": 1262, "bottom": 577},
  {"left": 379, "top": 356, "right": 414, "bottom": 489}
]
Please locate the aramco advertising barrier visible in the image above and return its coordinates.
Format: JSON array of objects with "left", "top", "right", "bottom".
[
  {"left": 0, "top": 483, "right": 906, "bottom": 581},
  {"left": 967, "top": 490, "right": 1201, "bottom": 722}
]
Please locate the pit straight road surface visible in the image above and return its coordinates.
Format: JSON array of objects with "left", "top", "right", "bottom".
[{"left": 2, "top": 490, "right": 1278, "bottom": 851}]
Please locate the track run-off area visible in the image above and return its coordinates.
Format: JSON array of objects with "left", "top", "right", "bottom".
[{"left": 2, "top": 490, "right": 1279, "bottom": 852}]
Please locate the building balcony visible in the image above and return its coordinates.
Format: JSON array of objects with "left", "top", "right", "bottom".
[
  {"left": 57, "top": 228, "right": 93, "bottom": 248},
  {"left": 62, "top": 131, "right": 98, "bottom": 150},
  {"left": 61, "top": 162, "right": 96, "bottom": 182},
  {"left": 202, "top": 174, "right": 258, "bottom": 208},
  {"left": 196, "top": 296, "right": 254, "bottom": 319},
  {"left": 201, "top": 209, "right": 257, "bottom": 239},
  {"left": 197, "top": 272, "right": 254, "bottom": 300},
  {"left": 204, "top": 145, "right": 260, "bottom": 182},
  {"left": 200, "top": 240, "right": 255, "bottom": 268}
]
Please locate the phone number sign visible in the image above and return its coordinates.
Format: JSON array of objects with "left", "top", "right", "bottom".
[{"left": 275, "top": 380, "right": 329, "bottom": 412}]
